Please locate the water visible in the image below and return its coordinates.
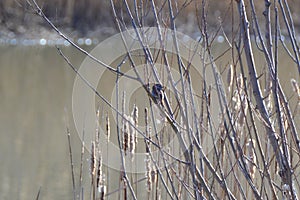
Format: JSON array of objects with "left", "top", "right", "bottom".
[
  {"left": 0, "top": 43, "right": 299, "bottom": 199},
  {"left": 0, "top": 46, "right": 85, "bottom": 199}
]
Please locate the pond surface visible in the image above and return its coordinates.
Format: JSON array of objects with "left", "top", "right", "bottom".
[
  {"left": 0, "top": 46, "right": 86, "bottom": 199},
  {"left": 0, "top": 42, "right": 299, "bottom": 199}
]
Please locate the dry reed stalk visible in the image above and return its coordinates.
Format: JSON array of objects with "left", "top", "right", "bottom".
[
  {"left": 35, "top": 187, "right": 41, "bottom": 200},
  {"left": 105, "top": 112, "right": 110, "bottom": 195},
  {"left": 79, "top": 129, "right": 85, "bottom": 199},
  {"left": 96, "top": 108, "right": 100, "bottom": 148},
  {"left": 127, "top": 114, "right": 136, "bottom": 193},
  {"left": 177, "top": 162, "right": 183, "bottom": 199},
  {"left": 145, "top": 108, "right": 150, "bottom": 153},
  {"left": 65, "top": 121, "right": 76, "bottom": 199},
  {"left": 236, "top": 74, "right": 248, "bottom": 129}
]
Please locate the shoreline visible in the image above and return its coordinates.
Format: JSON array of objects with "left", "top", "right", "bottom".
[{"left": 0, "top": 22, "right": 298, "bottom": 47}]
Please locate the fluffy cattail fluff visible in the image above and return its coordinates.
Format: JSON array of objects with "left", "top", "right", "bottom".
[
  {"left": 106, "top": 112, "right": 110, "bottom": 142},
  {"left": 227, "top": 64, "right": 234, "bottom": 92},
  {"left": 96, "top": 109, "right": 100, "bottom": 147},
  {"left": 98, "top": 185, "right": 106, "bottom": 200},
  {"left": 291, "top": 79, "right": 300, "bottom": 103},
  {"left": 128, "top": 116, "right": 136, "bottom": 155},
  {"left": 97, "top": 152, "right": 106, "bottom": 199},
  {"left": 91, "top": 141, "right": 96, "bottom": 177},
  {"left": 231, "top": 74, "right": 248, "bottom": 133},
  {"left": 122, "top": 112, "right": 137, "bottom": 157},
  {"left": 237, "top": 93, "right": 248, "bottom": 128},
  {"left": 145, "top": 154, "right": 152, "bottom": 192},
  {"left": 264, "top": 74, "right": 273, "bottom": 113},
  {"left": 122, "top": 115, "right": 130, "bottom": 155},
  {"left": 237, "top": 73, "right": 244, "bottom": 90},
  {"left": 246, "top": 139, "right": 256, "bottom": 180},
  {"left": 281, "top": 108, "right": 289, "bottom": 133},
  {"left": 232, "top": 75, "right": 241, "bottom": 110},
  {"left": 97, "top": 152, "right": 103, "bottom": 189},
  {"left": 131, "top": 104, "right": 138, "bottom": 144}
]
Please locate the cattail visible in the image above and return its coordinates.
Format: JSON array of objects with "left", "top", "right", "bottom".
[
  {"left": 291, "top": 79, "right": 300, "bottom": 103},
  {"left": 237, "top": 73, "right": 244, "bottom": 90},
  {"left": 122, "top": 115, "right": 130, "bottom": 155},
  {"left": 265, "top": 75, "right": 273, "bottom": 113},
  {"left": 90, "top": 141, "right": 97, "bottom": 200},
  {"left": 145, "top": 154, "right": 152, "bottom": 192},
  {"left": 97, "top": 152, "right": 106, "bottom": 199},
  {"left": 218, "top": 124, "right": 226, "bottom": 164},
  {"left": 237, "top": 93, "right": 248, "bottom": 129},
  {"left": 246, "top": 139, "right": 256, "bottom": 180},
  {"left": 96, "top": 109, "right": 100, "bottom": 146},
  {"left": 131, "top": 104, "right": 138, "bottom": 145},
  {"left": 120, "top": 170, "right": 127, "bottom": 200},
  {"left": 97, "top": 152, "right": 103, "bottom": 189},
  {"left": 91, "top": 141, "right": 96, "bottom": 178},
  {"left": 128, "top": 116, "right": 136, "bottom": 155},
  {"left": 151, "top": 166, "right": 157, "bottom": 186},
  {"left": 99, "top": 185, "right": 106, "bottom": 200},
  {"left": 106, "top": 112, "right": 110, "bottom": 142},
  {"left": 227, "top": 64, "right": 234, "bottom": 92},
  {"left": 121, "top": 92, "right": 129, "bottom": 155}
]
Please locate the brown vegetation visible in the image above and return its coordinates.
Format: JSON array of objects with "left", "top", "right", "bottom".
[{"left": 29, "top": 0, "right": 300, "bottom": 199}]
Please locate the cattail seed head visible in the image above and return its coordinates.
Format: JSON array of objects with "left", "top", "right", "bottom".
[
  {"left": 145, "top": 155, "right": 152, "bottom": 192},
  {"left": 106, "top": 112, "right": 110, "bottom": 142},
  {"left": 291, "top": 79, "right": 300, "bottom": 103},
  {"left": 246, "top": 139, "right": 256, "bottom": 180},
  {"left": 227, "top": 64, "right": 234, "bottom": 92},
  {"left": 91, "top": 141, "right": 96, "bottom": 177},
  {"left": 122, "top": 115, "right": 130, "bottom": 155},
  {"left": 128, "top": 116, "right": 136, "bottom": 155},
  {"left": 132, "top": 105, "right": 138, "bottom": 144}
]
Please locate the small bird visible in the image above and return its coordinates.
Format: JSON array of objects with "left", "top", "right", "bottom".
[{"left": 151, "top": 84, "right": 173, "bottom": 119}]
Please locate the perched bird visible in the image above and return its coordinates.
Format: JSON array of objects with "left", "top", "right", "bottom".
[{"left": 151, "top": 84, "right": 173, "bottom": 119}]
